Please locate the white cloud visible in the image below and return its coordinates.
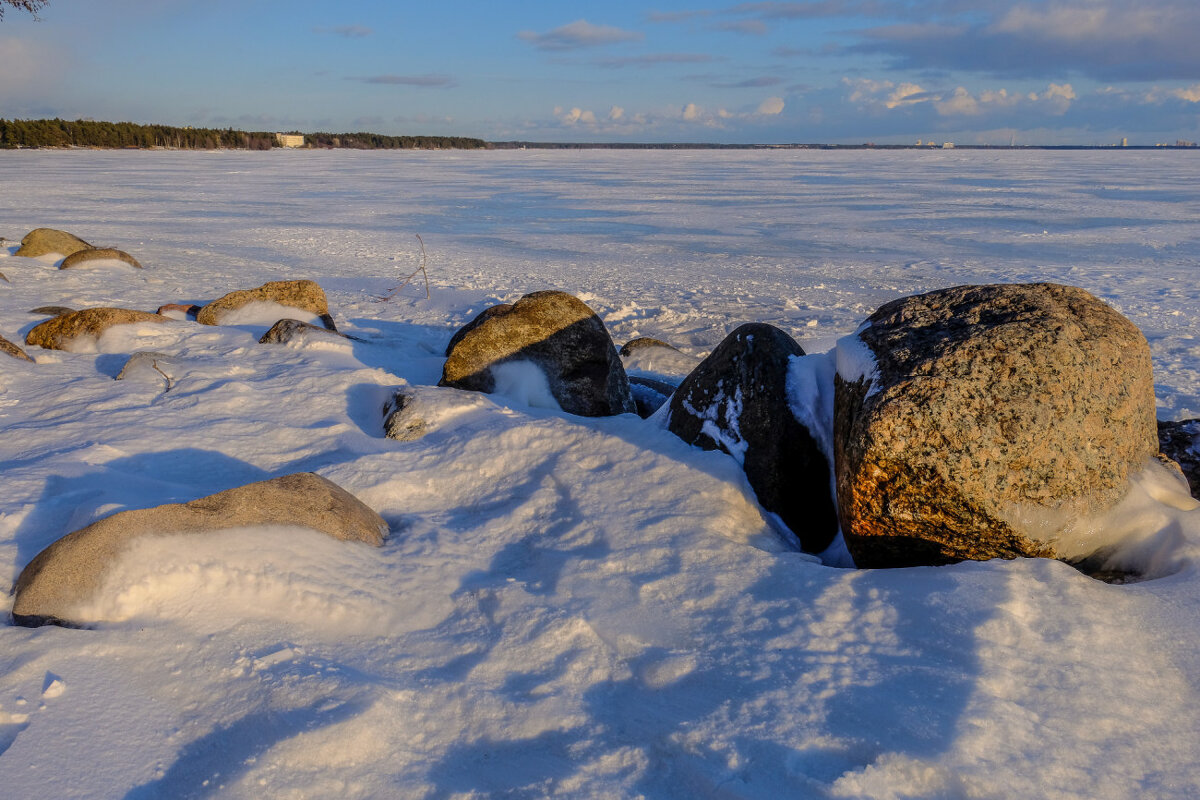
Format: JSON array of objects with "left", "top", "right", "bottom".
[
  {"left": 1171, "top": 84, "right": 1200, "bottom": 102},
  {"left": 1036, "top": 83, "right": 1076, "bottom": 114},
  {"left": 518, "top": 19, "right": 643, "bottom": 50},
  {"left": 844, "top": 77, "right": 894, "bottom": 105},
  {"left": 756, "top": 96, "right": 785, "bottom": 115},
  {"left": 682, "top": 102, "right": 702, "bottom": 121},
  {"left": 934, "top": 83, "right": 1076, "bottom": 117},
  {"left": 555, "top": 106, "right": 598, "bottom": 125},
  {"left": 608, "top": 106, "right": 625, "bottom": 120},
  {"left": 935, "top": 87, "right": 980, "bottom": 116},
  {"left": 885, "top": 83, "right": 928, "bottom": 109}
]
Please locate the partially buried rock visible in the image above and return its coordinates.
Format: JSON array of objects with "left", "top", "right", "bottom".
[
  {"left": 440, "top": 290, "right": 635, "bottom": 417},
  {"left": 15, "top": 228, "right": 93, "bottom": 259},
  {"left": 11, "top": 473, "right": 389, "bottom": 628},
  {"left": 59, "top": 247, "right": 142, "bottom": 270},
  {"left": 25, "top": 307, "right": 165, "bottom": 351},
  {"left": 196, "top": 279, "right": 337, "bottom": 330},
  {"left": 29, "top": 305, "right": 75, "bottom": 316},
  {"left": 1, "top": 332, "right": 34, "bottom": 362},
  {"left": 835, "top": 283, "right": 1158, "bottom": 569},
  {"left": 383, "top": 389, "right": 428, "bottom": 442},
  {"left": 666, "top": 323, "right": 837, "bottom": 553},
  {"left": 1158, "top": 419, "right": 1200, "bottom": 498},
  {"left": 259, "top": 318, "right": 350, "bottom": 345},
  {"left": 628, "top": 375, "right": 677, "bottom": 418}
]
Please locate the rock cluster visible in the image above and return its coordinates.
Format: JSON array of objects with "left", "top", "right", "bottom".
[
  {"left": 13, "top": 228, "right": 142, "bottom": 270},
  {"left": 12, "top": 473, "right": 388, "bottom": 628}
]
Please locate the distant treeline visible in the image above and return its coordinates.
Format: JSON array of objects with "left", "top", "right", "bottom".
[
  {"left": 0, "top": 118, "right": 490, "bottom": 151},
  {"left": 0, "top": 118, "right": 277, "bottom": 150},
  {"left": 303, "top": 132, "right": 489, "bottom": 149}
]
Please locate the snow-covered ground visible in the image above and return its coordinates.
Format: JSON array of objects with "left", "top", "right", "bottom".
[{"left": 1, "top": 149, "right": 1198, "bottom": 798}]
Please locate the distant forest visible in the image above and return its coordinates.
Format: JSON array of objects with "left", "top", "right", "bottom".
[{"left": 0, "top": 118, "right": 489, "bottom": 150}]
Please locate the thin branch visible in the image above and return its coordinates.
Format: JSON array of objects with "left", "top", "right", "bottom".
[
  {"left": 150, "top": 359, "right": 174, "bottom": 392},
  {"left": 378, "top": 234, "right": 431, "bottom": 301}
]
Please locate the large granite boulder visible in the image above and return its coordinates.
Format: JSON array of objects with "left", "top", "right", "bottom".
[
  {"left": 11, "top": 473, "right": 388, "bottom": 628},
  {"left": 196, "top": 279, "right": 337, "bottom": 330},
  {"left": 2, "top": 332, "right": 34, "bottom": 362},
  {"left": 59, "top": 247, "right": 142, "bottom": 270},
  {"left": 440, "top": 290, "right": 635, "bottom": 417},
  {"left": 25, "top": 307, "right": 165, "bottom": 351},
  {"left": 14, "top": 228, "right": 93, "bottom": 259},
  {"left": 834, "top": 283, "right": 1158, "bottom": 569},
  {"left": 1159, "top": 419, "right": 1200, "bottom": 498},
  {"left": 666, "top": 323, "right": 837, "bottom": 553}
]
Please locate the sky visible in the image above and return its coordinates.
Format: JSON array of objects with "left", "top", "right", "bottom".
[{"left": 2, "top": 0, "right": 1200, "bottom": 144}]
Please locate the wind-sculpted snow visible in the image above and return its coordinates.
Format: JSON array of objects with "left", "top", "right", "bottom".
[{"left": 0, "top": 150, "right": 1198, "bottom": 798}]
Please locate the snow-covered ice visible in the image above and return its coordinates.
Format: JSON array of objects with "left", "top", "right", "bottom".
[{"left": 1, "top": 149, "right": 1199, "bottom": 798}]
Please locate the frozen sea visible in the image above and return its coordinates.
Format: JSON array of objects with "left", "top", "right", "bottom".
[{"left": 1, "top": 149, "right": 1198, "bottom": 798}]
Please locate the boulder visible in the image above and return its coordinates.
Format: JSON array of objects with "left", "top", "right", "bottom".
[
  {"left": 835, "top": 283, "right": 1158, "bottom": 569},
  {"left": 259, "top": 318, "right": 350, "bottom": 345},
  {"left": 59, "top": 247, "right": 142, "bottom": 270},
  {"left": 666, "top": 323, "right": 837, "bottom": 553},
  {"left": 619, "top": 337, "right": 676, "bottom": 357},
  {"left": 14, "top": 228, "right": 93, "bottom": 259},
  {"left": 29, "top": 305, "right": 75, "bottom": 316},
  {"left": 0, "top": 271, "right": 8, "bottom": 283},
  {"left": 1158, "top": 419, "right": 1200, "bottom": 498},
  {"left": 11, "top": 473, "right": 388, "bottom": 628},
  {"left": 2, "top": 332, "right": 34, "bottom": 362},
  {"left": 445, "top": 303, "right": 512, "bottom": 356},
  {"left": 196, "top": 279, "right": 337, "bottom": 330},
  {"left": 156, "top": 303, "right": 201, "bottom": 319},
  {"left": 629, "top": 375, "right": 677, "bottom": 418},
  {"left": 383, "top": 389, "right": 428, "bottom": 442},
  {"left": 25, "top": 307, "right": 165, "bottom": 351},
  {"left": 440, "top": 290, "right": 635, "bottom": 417}
]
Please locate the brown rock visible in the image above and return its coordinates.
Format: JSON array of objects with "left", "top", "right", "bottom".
[
  {"left": 196, "top": 279, "right": 336, "bottom": 330},
  {"left": 667, "top": 323, "right": 837, "bottom": 553},
  {"left": 29, "top": 306, "right": 76, "bottom": 316},
  {"left": 835, "top": 283, "right": 1158, "bottom": 568},
  {"left": 14, "top": 228, "right": 93, "bottom": 259},
  {"left": 59, "top": 247, "right": 142, "bottom": 270},
  {"left": 440, "top": 290, "right": 635, "bottom": 417},
  {"left": 444, "top": 303, "right": 512, "bottom": 356},
  {"left": 1, "top": 333, "right": 34, "bottom": 362},
  {"left": 156, "top": 303, "right": 201, "bottom": 318},
  {"left": 25, "top": 307, "right": 165, "bottom": 351},
  {"left": 12, "top": 473, "right": 388, "bottom": 628}
]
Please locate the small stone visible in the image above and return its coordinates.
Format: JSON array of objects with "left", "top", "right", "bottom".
[
  {"left": 1, "top": 333, "right": 34, "bottom": 362},
  {"left": 259, "top": 318, "right": 350, "bottom": 345},
  {"left": 59, "top": 248, "right": 142, "bottom": 270},
  {"left": 383, "top": 390, "right": 428, "bottom": 442}
]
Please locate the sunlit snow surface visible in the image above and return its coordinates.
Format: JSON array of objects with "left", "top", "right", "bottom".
[{"left": 1, "top": 150, "right": 1199, "bottom": 798}]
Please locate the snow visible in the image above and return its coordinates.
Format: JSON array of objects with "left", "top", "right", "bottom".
[{"left": 1, "top": 148, "right": 1199, "bottom": 798}]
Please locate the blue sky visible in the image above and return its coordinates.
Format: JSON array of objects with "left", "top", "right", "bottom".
[{"left": 2, "top": 0, "right": 1200, "bottom": 144}]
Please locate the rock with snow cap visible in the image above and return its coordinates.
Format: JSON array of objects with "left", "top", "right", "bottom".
[
  {"left": 11, "top": 473, "right": 389, "bottom": 628},
  {"left": 440, "top": 290, "right": 635, "bottom": 417},
  {"left": 834, "top": 282, "right": 1158, "bottom": 568},
  {"left": 666, "top": 322, "right": 837, "bottom": 553}
]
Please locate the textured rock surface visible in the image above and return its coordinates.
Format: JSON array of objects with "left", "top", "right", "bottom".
[
  {"left": 1159, "top": 419, "right": 1200, "bottom": 498},
  {"left": 440, "top": 290, "right": 635, "bottom": 417},
  {"left": 1, "top": 332, "right": 34, "bottom": 362},
  {"left": 25, "top": 307, "right": 165, "bottom": 351},
  {"left": 29, "top": 305, "right": 76, "bottom": 316},
  {"left": 835, "top": 283, "right": 1158, "bottom": 568},
  {"left": 14, "top": 228, "right": 93, "bottom": 259},
  {"left": 444, "top": 303, "right": 512, "bottom": 356},
  {"left": 59, "top": 247, "right": 142, "bottom": 270},
  {"left": 12, "top": 473, "right": 388, "bottom": 627},
  {"left": 259, "top": 318, "right": 350, "bottom": 345},
  {"left": 196, "top": 279, "right": 336, "bottom": 330},
  {"left": 383, "top": 389, "right": 428, "bottom": 442},
  {"left": 667, "top": 323, "right": 837, "bottom": 553}
]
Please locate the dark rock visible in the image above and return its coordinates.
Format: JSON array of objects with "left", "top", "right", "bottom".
[
  {"left": 11, "top": 473, "right": 388, "bottom": 628},
  {"left": 1, "top": 333, "right": 34, "bottom": 362},
  {"left": 196, "top": 279, "right": 337, "bottom": 330},
  {"left": 59, "top": 248, "right": 142, "bottom": 270},
  {"left": 259, "top": 318, "right": 350, "bottom": 345},
  {"left": 667, "top": 323, "right": 837, "bottom": 553},
  {"left": 383, "top": 390, "right": 428, "bottom": 442},
  {"left": 628, "top": 375, "right": 676, "bottom": 418},
  {"left": 1158, "top": 419, "right": 1200, "bottom": 498},
  {"left": 29, "top": 306, "right": 75, "bottom": 316},
  {"left": 619, "top": 337, "right": 677, "bottom": 357},
  {"left": 440, "top": 291, "right": 635, "bottom": 417},
  {"left": 25, "top": 307, "right": 166, "bottom": 351},
  {"left": 14, "top": 228, "right": 93, "bottom": 259},
  {"left": 835, "top": 283, "right": 1158, "bottom": 569}
]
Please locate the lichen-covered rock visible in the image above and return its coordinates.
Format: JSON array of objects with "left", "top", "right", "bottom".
[
  {"left": 1159, "top": 419, "right": 1200, "bottom": 498},
  {"left": 25, "top": 307, "right": 165, "bottom": 351},
  {"left": 667, "top": 323, "right": 837, "bottom": 553},
  {"left": 259, "top": 318, "right": 350, "bottom": 345},
  {"left": 1, "top": 332, "right": 34, "bottom": 362},
  {"left": 11, "top": 473, "right": 388, "bottom": 628},
  {"left": 14, "top": 228, "right": 93, "bottom": 259},
  {"left": 196, "top": 279, "right": 336, "bottom": 330},
  {"left": 440, "top": 290, "right": 635, "bottom": 417},
  {"left": 59, "top": 247, "right": 142, "bottom": 270},
  {"left": 835, "top": 283, "right": 1158, "bottom": 569}
]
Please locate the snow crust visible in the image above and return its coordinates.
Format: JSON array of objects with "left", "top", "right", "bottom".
[{"left": 1, "top": 149, "right": 1199, "bottom": 798}]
